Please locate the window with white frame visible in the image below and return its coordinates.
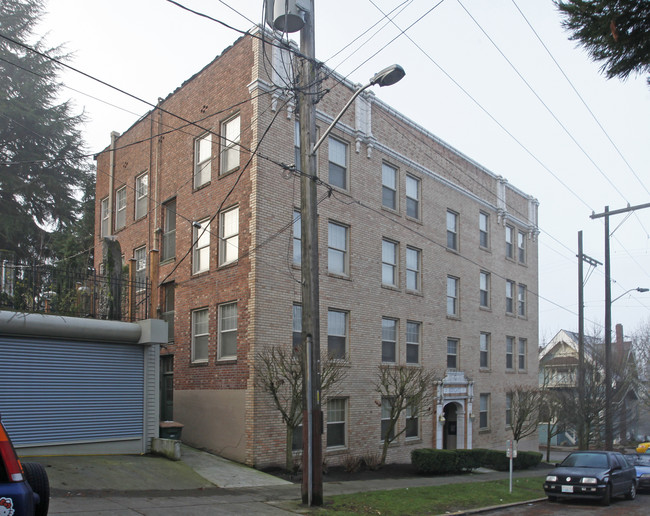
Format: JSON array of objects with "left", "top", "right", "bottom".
[
  {"left": 328, "top": 222, "right": 348, "bottom": 275},
  {"left": 135, "top": 172, "right": 148, "bottom": 219},
  {"left": 506, "top": 336, "right": 514, "bottom": 370},
  {"left": 518, "top": 231, "right": 526, "bottom": 264},
  {"left": 518, "top": 338, "right": 527, "bottom": 371},
  {"left": 218, "top": 302, "right": 237, "bottom": 360},
  {"left": 134, "top": 246, "right": 146, "bottom": 287},
  {"left": 505, "top": 393, "right": 512, "bottom": 427},
  {"left": 382, "top": 239, "right": 398, "bottom": 287},
  {"left": 479, "top": 393, "right": 489, "bottom": 429},
  {"left": 382, "top": 163, "right": 397, "bottom": 210},
  {"left": 480, "top": 332, "right": 490, "bottom": 369},
  {"left": 406, "top": 247, "right": 420, "bottom": 291},
  {"left": 219, "top": 206, "right": 239, "bottom": 265},
  {"left": 480, "top": 271, "right": 490, "bottom": 308},
  {"left": 191, "top": 308, "right": 209, "bottom": 363},
  {"left": 447, "top": 276, "right": 459, "bottom": 317},
  {"left": 292, "top": 209, "right": 301, "bottom": 265},
  {"left": 221, "top": 114, "right": 240, "bottom": 174},
  {"left": 292, "top": 304, "right": 302, "bottom": 355},
  {"left": 115, "top": 186, "right": 127, "bottom": 230},
  {"left": 506, "top": 280, "right": 515, "bottom": 314},
  {"left": 405, "top": 400, "right": 419, "bottom": 439},
  {"left": 100, "top": 197, "right": 110, "bottom": 237},
  {"left": 381, "top": 317, "right": 397, "bottom": 363},
  {"left": 447, "top": 338, "right": 459, "bottom": 370},
  {"left": 161, "top": 199, "right": 176, "bottom": 261},
  {"left": 406, "top": 174, "right": 420, "bottom": 220},
  {"left": 406, "top": 321, "right": 420, "bottom": 364},
  {"left": 328, "top": 137, "right": 347, "bottom": 190},
  {"left": 327, "top": 398, "right": 346, "bottom": 448},
  {"left": 479, "top": 211, "right": 489, "bottom": 248},
  {"left": 192, "top": 218, "right": 210, "bottom": 274},
  {"left": 381, "top": 397, "right": 394, "bottom": 440},
  {"left": 194, "top": 132, "right": 211, "bottom": 188},
  {"left": 447, "top": 210, "right": 458, "bottom": 251},
  {"left": 327, "top": 309, "right": 347, "bottom": 359},
  {"left": 505, "top": 225, "right": 514, "bottom": 259},
  {"left": 518, "top": 284, "right": 527, "bottom": 317}
]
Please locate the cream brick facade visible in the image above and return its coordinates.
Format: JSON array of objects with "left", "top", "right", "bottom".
[{"left": 94, "top": 31, "right": 539, "bottom": 468}]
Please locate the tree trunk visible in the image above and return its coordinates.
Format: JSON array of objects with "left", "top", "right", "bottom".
[
  {"left": 546, "top": 422, "right": 552, "bottom": 462},
  {"left": 286, "top": 425, "right": 294, "bottom": 472}
]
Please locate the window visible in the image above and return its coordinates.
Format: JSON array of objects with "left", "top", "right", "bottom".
[
  {"left": 382, "top": 239, "right": 398, "bottom": 287},
  {"left": 479, "top": 271, "right": 490, "bottom": 308},
  {"left": 381, "top": 397, "right": 394, "bottom": 440},
  {"left": 447, "top": 276, "right": 459, "bottom": 317},
  {"left": 327, "top": 309, "right": 347, "bottom": 359},
  {"left": 506, "top": 336, "right": 514, "bottom": 370},
  {"left": 219, "top": 206, "right": 239, "bottom": 265},
  {"left": 221, "top": 114, "right": 240, "bottom": 174},
  {"left": 135, "top": 172, "right": 148, "bottom": 219},
  {"left": 292, "top": 424, "right": 303, "bottom": 451},
  {"left": 191, "top": 308, "right": 209, "bottom": 363},
  {"left": 115, "top": 186, "right": 126, "bottom": 230},
  {"left": 100, "top": 197, "right": 110, "bottom": 237},
  {"left": 479, "top": 212, "right": 489, "bottom": 248},
  {"left": 506, "top": 280, "right": 515, "bottom": 314},
  {"left": 480, "top": 332, "right": 490, "bottom": 369},
  {"left": 446, "top": 210, "right": 458, "bottom": 251},
  {"left": 192, "top": 218, "right": 210, "bottom": 274},
  {"left": 161, "top": 199, "right": 176, "bottom": 261},
  {"left": 194, "top": 132, "right": 211, "bottom": 188},
  {"left": 505, "top": 393, "right": 512, "bottom": 427},
  {"left": 406, "top": 401, "right": 419, "bottom": 439},
  {"left": 447, "top": 338, "right": 459, "bottom": 370},
  {"left": 328, "top": 222, "right": 348, "bottom": 275},
  {"left": 406, "top": 174, "right": 420, "bottom": 219},
  {"left": 505, "top": 225, "right": 514, "bottom": 259},
  {"left": 518, "top": 338, "right": 527, "bottom": 371},
  {"left": 479, "top": 393, "right": 489, "bottom": 429},
  {"left": 134, "top": 246, "right": 147, "bottom": 287},
  {"left": 381, "top": 317, "right": 397, "bottom": 363},
  {"left": 162, "top": 283, "right": 175, "bottom": 343},
  {"left": 518, "top": 284, "right": 527, "bottom": 317},
  {"left": 292, "top": 209, "right": 301, "bottom": 265},
  {"left": 406, "top": 321, "right": 420, "bottom": 364},
  {"left": 382, "top": 163, "right": 397, "bottom": 210},
  {"left": 292, "top": 304, "right": 302, "bottom": 355},
  {"left": 518, "top": 231, "right": 526, "bottom": 264},
  {"left": 406, "top": 247, "right": 420, "bottom": 292},
  {"left": 327, "top": 398, "right": 346, "bottom": 448},
  {"left": 328, "top": 137, "right": 347, "bottom": 190},
  {"left": 218, "top": 302, "right": 237, "bottom": 360}
]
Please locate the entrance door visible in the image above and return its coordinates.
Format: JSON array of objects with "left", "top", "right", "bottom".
[
  {"left": 160, "top": 355, "right": 174, "bottom": 421},
  {"left": 443, "top": 403, "right": 458, "bottom": 449}
]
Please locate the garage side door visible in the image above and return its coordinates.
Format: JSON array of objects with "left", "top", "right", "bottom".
[{"left": 0, "top": 337, "right": 144, "bottom": 446}]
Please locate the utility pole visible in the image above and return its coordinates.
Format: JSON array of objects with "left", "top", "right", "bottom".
[
  {"left": 297, "top": 0, "right": 322, "bottom": 506},
  {"left": 577, "top": 231, "right": 601, "bottom": 450},
  {"left": 591, "top": 201, "right": 650, "bottom": 450}
]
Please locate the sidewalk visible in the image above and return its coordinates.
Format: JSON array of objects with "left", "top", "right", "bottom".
[{"left": 22, "top": 445, "right": 565, "bottom": 514}]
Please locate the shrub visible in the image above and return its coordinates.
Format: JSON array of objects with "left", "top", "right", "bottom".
[
  {"left": 362, "top": 451, "right": 382, "bottom": 471},
  {"left": 342, "top": 453, "right": 362, "bottom": 473},
  {"left": 411, "top": 449, "right": 460, "bottom": 474},
  {"left": 411, "top": 448, "right": 542, "bottom": 474},
  {"left": 456, "top": 448, "right": 487, "bottom": 471}
]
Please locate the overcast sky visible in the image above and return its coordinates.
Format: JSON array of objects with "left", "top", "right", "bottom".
[{"left": 37, "top": 0, "right": 650, "bottom": 344}]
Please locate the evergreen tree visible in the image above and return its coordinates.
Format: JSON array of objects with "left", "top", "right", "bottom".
[
  {"left": 0, "top": 0, "right": 93, "bottom": 262},
  {"left": 556, "top": 0, "right": 650, "bottom": 84}
]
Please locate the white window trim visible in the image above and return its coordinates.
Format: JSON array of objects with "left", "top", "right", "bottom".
[
  {"left": 100, "top": 197, "right": 110, "bottom": 237},
  {"left": 192, "top": 218, "right": 210, "bottom": 274},
  {"left": 405, "top": 174, "right": 420, "bottom": 220},
  {"left": 327, "top": 221, "right": 349, "bottom": 276},
  {"left": 326, "top": 397, "right": 347, "bottom": 449},
  {"left": 135, "top": 172, "right": 148, "bottom": 220},
  {"left": 115, "top": 186, "right": 127, "bottom": 230},
  {"left": 381, "top": 239, "right": 398, "bottom": 287},
  {"left": 218, "top": 302, "right": 238, "bottom": 361},
  {"left": 221, "top": 114, "right": 241, "bottom": 175},
  {"left": 191, "top": 308, "right": 209, "bottom": 363},
  {"left": 328, "top": 136, "right": 348, "bottom": 191},
  {"left": 381, "top": 162, "right": 398, "bottom": 211},
  {"left": 219, "top": 206, "right": 239, "bottom": 266},
  {"left": 406, "top": 246, "right": 421, "bottom": 292},
  {"left": 194, "top": 132, "right": 212, "bottom": 188}
]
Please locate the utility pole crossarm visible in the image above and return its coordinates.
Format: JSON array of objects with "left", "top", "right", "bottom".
[{"left": 591, "top": 201, "right": 650, "bottom": 219}]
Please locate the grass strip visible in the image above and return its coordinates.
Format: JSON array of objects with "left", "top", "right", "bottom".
[{"left": 313, "top": 476, "right": 544, "bottom": 515}]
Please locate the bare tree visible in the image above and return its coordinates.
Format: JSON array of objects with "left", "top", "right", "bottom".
[
  {"left": 255, "top": 345, "right": 347, "bottom": 470},
  {"left": 375, "top": 365, "right": 438, "bottom": 466},
  {"left": 505, "top": 385, "right": 541, "bottom": 445}
]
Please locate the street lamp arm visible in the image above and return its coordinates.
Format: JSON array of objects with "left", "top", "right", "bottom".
[{"left": 611, "top": 287, "right": 649, "bottom": 304}]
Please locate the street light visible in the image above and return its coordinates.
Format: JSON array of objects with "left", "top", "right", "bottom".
[
  {"left": 612, "top": 287, "right": 649, "bottom": 304},
  {"left": 312, "top": 64, "right": 405, "bottom": 154}
]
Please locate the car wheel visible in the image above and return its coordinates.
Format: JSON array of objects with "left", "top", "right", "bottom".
[
  {"left": 626, "top": 481, "right": 637, "bottom": 500},
  {"left": 601, "top": 484, "right": 611, "bottom": 506},
  {"left": 547, "top": 495, "right": 557, "bottom": 502},
  {"left": 22, "top": 462, "right": 50, "bottom": 516}
]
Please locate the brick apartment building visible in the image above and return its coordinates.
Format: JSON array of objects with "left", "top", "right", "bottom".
[{"left": 94, "top": 30, "right": 540, "bottom": 468}]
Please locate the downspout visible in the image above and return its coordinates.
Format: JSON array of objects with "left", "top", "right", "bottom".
[{"left": 109, "top": 131, "right": 120, "bottom": 235}]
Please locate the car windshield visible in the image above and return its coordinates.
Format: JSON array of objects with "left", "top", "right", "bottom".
[
  {"left": 628, "top": 454, "right": 650, "bottom": 466},
  {"left": 561, "top": 453, "right": 609, "bottom": 468}
]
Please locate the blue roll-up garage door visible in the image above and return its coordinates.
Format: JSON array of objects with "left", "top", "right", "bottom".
[{"left": 0, "top": 336, "right": 144, "bottom": 446}]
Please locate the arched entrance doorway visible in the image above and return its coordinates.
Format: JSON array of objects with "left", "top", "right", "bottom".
[
  {"left": 435, "top": 371, "right": 474, "bottom": 450},
  {"left": 442, "top": 402, "right": 459, "bottom": 449}
]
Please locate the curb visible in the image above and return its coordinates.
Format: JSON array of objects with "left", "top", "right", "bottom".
[{"left": 446, "top": 497, "right": 547, "bottom": 515}]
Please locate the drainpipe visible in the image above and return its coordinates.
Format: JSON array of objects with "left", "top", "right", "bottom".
[{"left": 108, "top": 131, "right": 120, "bottom": 235}]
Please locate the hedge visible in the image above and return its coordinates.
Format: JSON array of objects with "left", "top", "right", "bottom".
[{"left": 411, "top": 448, "right": 542, "bottom": 475}]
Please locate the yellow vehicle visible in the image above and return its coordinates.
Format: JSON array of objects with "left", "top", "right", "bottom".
[{"left": 636, "top": 442, "right": 650, "bottom": 453}]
